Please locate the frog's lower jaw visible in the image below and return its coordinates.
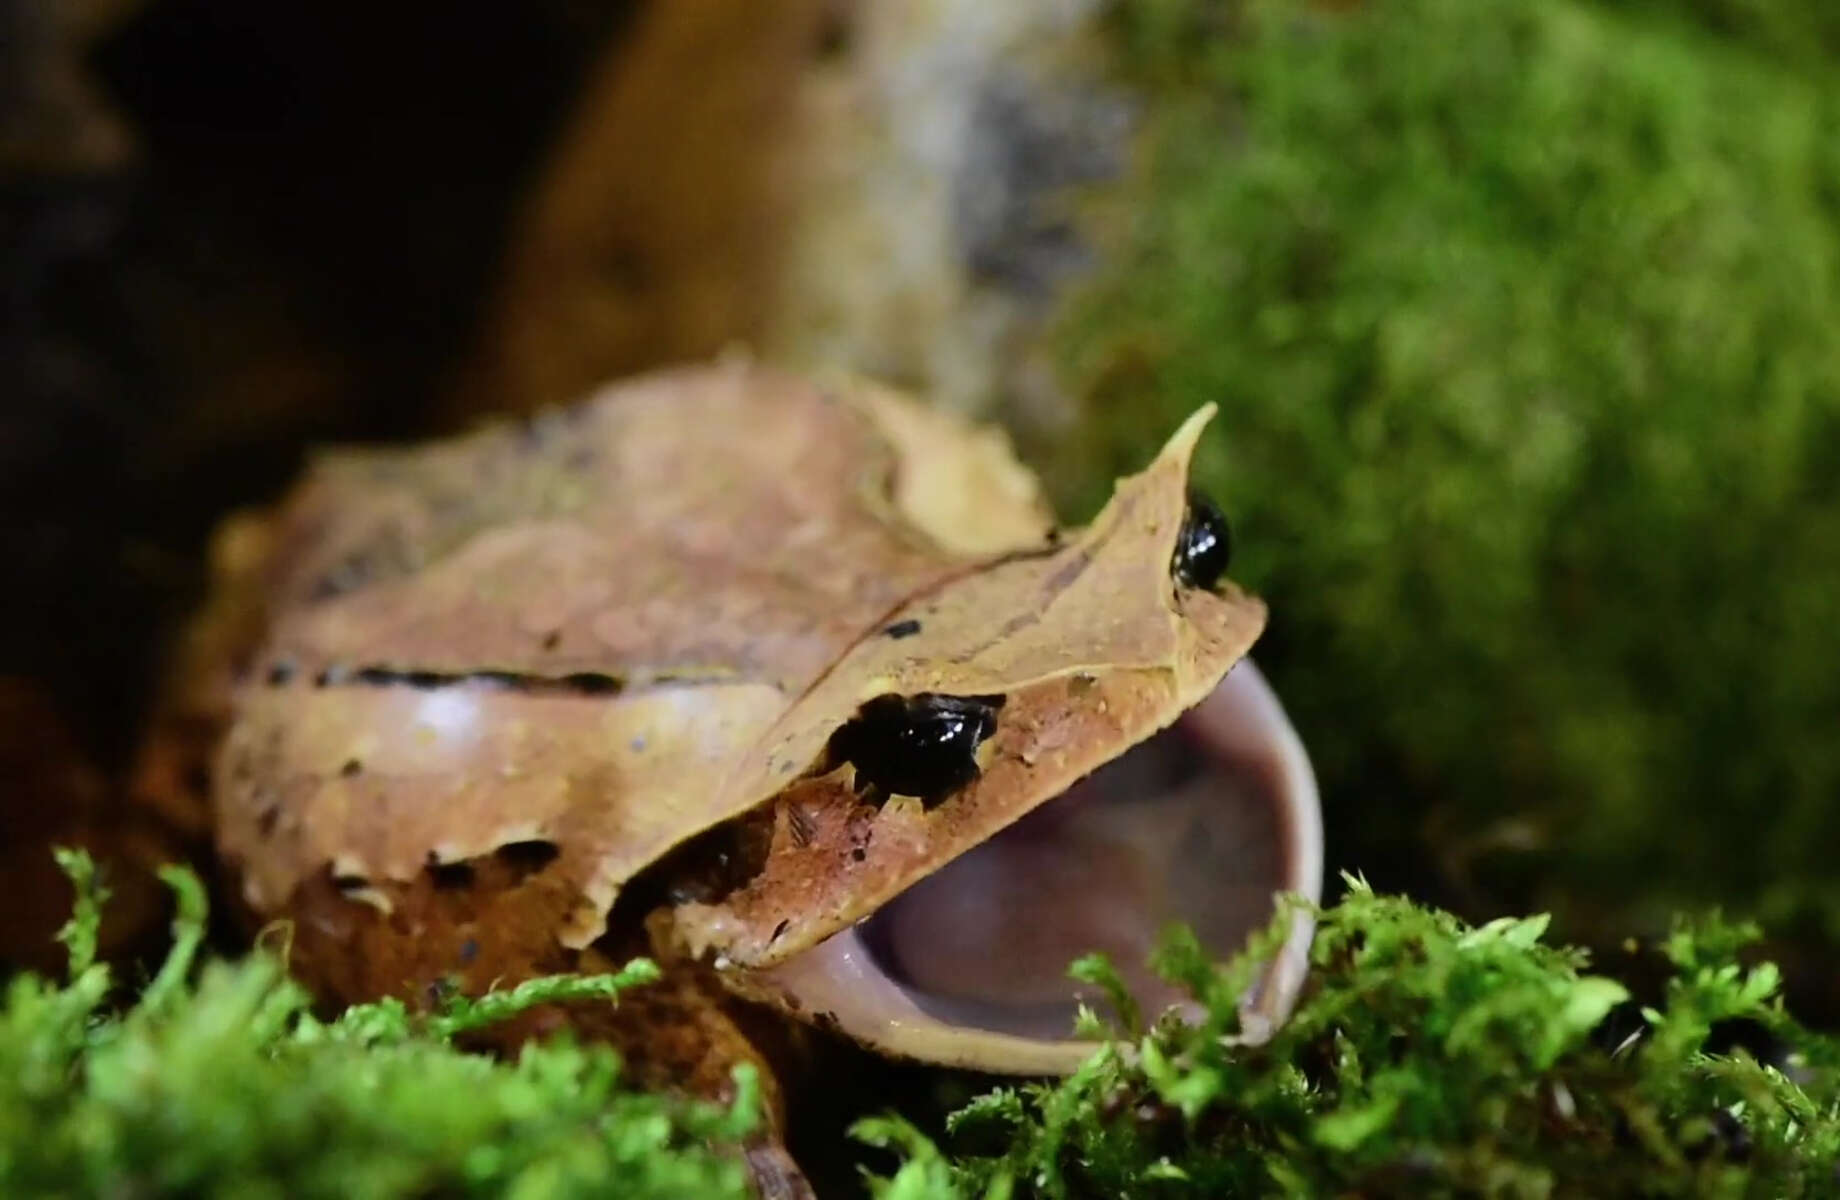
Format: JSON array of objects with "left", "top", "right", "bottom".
[{"left": 749, "top": 658, "right": 1323, "bottom": 1074}]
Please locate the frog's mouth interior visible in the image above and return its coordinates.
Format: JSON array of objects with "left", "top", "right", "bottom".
[{"left": 758, "top": 658, "right": 1323, "bottom": 1067}]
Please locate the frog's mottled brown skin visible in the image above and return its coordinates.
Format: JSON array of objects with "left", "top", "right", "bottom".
[{"left": 139, "top": 360, "right": 1275, "bottom": 1188}]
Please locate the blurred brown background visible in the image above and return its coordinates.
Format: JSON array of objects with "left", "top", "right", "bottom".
[{"left": 1, "top": 0, "right": 1118, "bottom": 979}]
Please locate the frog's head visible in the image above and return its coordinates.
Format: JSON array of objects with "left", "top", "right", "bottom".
[{"left": 662, "top": 406, "right": 1322, "bottom": 1073}]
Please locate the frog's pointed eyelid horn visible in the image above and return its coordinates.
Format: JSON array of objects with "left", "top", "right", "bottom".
[{"left": 753, "top": 657, "right": 1323, "bottom": 1072}]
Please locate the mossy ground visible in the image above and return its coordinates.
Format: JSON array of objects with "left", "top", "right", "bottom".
[
  {"left": 867, "top": 888, "right": 1840, "bottom": 1198},
  {"left": 16, "top": 854, "right": 1840, "bottom": 1197},
  {"left": 2, "top": 853, "right": 757, "bottom": 1199}
]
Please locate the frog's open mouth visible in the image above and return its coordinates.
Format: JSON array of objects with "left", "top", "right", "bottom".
[{"left": 756, "top": 658, "right": 1322, "bottom": 1071}]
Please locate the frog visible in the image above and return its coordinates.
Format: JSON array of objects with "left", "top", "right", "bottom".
[{"left": 135, "top": 360, "right": 1322, "bottom": 1195}]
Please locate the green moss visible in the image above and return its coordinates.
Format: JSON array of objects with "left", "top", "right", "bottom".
[
  {"left": 1597, "top": 0, "right": 1840, "bottom": 69},
  {"left": 0, "top": 853, "right": 757, "bottom": 1199},
  {"left": 1055, "top": 0, "right": 1840, "bottom": 941},
  {"left": 864, "top": 882, "right": 1840, "bottom": 1198},
  {"left": 20, "top": 855, "right": 1840, "bottom": 1195}
]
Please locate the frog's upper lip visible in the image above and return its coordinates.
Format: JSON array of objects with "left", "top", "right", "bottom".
[{"left": 753, "top": 658, "right": 1323, "bottom": 1074}]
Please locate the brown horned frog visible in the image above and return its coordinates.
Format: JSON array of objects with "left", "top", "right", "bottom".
[{"left": 137, "top": 361, "right": 1322, "bottom": 1195}]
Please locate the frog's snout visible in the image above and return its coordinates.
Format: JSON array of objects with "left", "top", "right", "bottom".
[{"left": 754, "top": 659, "right": 1323, "bottom": 1073}]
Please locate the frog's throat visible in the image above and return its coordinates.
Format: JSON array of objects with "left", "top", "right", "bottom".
[{"left": 727, "top": 657, "right": 1322, "bottom": 1075}]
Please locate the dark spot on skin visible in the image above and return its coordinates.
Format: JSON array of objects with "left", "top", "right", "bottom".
[
  {"left": 495, "top": 840, "right": 561, "bottom": 882},
  {"left": 315, "top": 549, "right": 397, "bottom": 601},
  {"left": 352, "top": 667, "right": 451, "bottom": 689},
  {"left": 561, "top": 672, "right": 621, "bottom": 695},
  {"left": 314, "top": 665, "right": 628, "bottom": 696},
  {"left": 787, "top": 804, "right": 817, "bottom": 848},
  {"left": 1172, "top": 487, "right": 1232, "bottom": 590},
  {"left": 769, "top": 919, "right": 790, "bottom": 944},
  {"left": 266, "top": 661, "right": 295, "bottom": 685},
  {"left": 429, "top": 861, "right": 475, "bottom": 890},
  {"left": 828, "top": 693, "right": 1005, "bottom": 806},
  {"left": 458, "top": 938, "right": 479, "bottom": 965},
  {"left": 1043, "top": 551, "right": 1091, "bottom": 597},
  {"left": 882, "top": 618, "right": 922, "bottom": 640},
  {"left": 340, "top": 758, "right": 363, "bottom": 778},
  {"left": 542, "top": 630, "right": 562, "bottom": 651},
  {"left": 308, "top": 572, "right": 352, "bottom": 603}
]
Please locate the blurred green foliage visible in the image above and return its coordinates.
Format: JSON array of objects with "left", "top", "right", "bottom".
[
  {"left": 0, "top": 852, "right": 756, "bottom": 1199},
  {"left": 867, "top": 882, "right": 1840, "bottom": 1197},
  {"left": 1058, "top": 0, "right": 1840, "bottom": 943},
  {"left": 1602, "top": 0, "right": 1840, "bottom": 67}
]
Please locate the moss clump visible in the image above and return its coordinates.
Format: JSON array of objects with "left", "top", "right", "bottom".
[
  {"left": 863, "top": 880, "right": 1840, "bottom": 1198},
  {"left": 16, "top": 854, "right": 1840, "bottom": 1195},
  {"left": 0, "top": 851, "right": 757, "bottom": 1199},
  {"left": 1055, "top": 0, "right": 1840, "bottom": 944},
  {"left": 1600, "top": 0, "right": 1840, "bottom": 69}
]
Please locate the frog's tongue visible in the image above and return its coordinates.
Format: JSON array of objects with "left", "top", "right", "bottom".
[{"left": 758, "top": 658, "right": 1322, "bottom": 1071}]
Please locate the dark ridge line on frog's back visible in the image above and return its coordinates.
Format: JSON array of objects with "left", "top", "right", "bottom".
[
  {"left": 263, "top": 660, "right": 630, "bottom": 697},
  {"left": 257, "top": 516, "right": 1104, "bottom": 705}
]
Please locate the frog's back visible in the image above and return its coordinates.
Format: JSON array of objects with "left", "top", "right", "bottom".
[
  {"left": 257, "top": 362, "right": 1045, "bottom": 690},
  {"left": 208, "top": 362, "right": 1052, "bottom": 956}
]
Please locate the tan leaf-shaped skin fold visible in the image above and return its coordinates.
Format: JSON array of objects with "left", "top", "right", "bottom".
[
  {"left": 213, "top": 363, "right": 1060, "bottom": 945},
  {"left": 178, "top": 362, "right": 1274, "bottom": 1166},
  {"left": 663, "top": 404, "right": 1264, "bottom": 973}
]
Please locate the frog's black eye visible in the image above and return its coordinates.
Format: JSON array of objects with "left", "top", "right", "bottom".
[
  {"left": 830, "top": 693, "right": 1003, "bottom": 806},
  {"left": 1171, "top": 488, "right": 1232, "bottom": 590}
]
